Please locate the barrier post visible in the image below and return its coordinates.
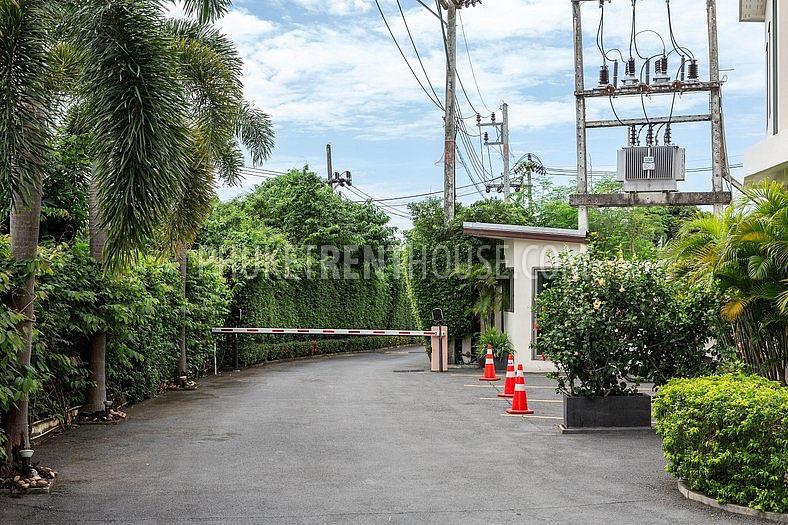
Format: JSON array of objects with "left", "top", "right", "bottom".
[{"left": 430, "top": 326, "right": 448, "bottom": 372}]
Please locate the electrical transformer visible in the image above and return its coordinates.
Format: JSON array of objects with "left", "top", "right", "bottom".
[{"left": 616, "top": 145, "right": 686, "bottom": 192}]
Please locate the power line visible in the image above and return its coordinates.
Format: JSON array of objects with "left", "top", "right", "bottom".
[
  {"left": 344, "top": 184, "right": 413, "bottom": 219},
  {"left": 374, "top": 0, "right": 444, "bottom": 111},
  {"left": 458, "top": 11, "right": 490, "bottom": 113},
  {"left": 396, "top": 0, "right": 442, "bottom": 107}
]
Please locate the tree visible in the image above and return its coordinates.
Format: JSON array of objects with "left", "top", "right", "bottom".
[
  {"left": 161, "top": 16, "right": 274, "bottom": 381},
  {"left": 1, "top": 0, "right": 197, "bottom": 457},
  {"left": 668, "top": 181, "right": 788, "bottom": 384},
  {"left": 0, "top": 0, "right": 52, "bottom": 461}
]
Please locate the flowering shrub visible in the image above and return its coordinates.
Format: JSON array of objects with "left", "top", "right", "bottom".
[{"left": 533, "top": 253, "right": 720, "bottom": 397}]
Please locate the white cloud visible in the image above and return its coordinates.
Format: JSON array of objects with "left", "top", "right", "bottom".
[
  {"left": 292, "top": 0, "right": 372, "bottom": 16},
  {"left": 211, "top": 0, "right": 765, "bottom": 182},
  {"left": 217, "top": 8, "right": 275, "bottom": 42}
]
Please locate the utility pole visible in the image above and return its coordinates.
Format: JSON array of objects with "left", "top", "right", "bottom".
[
  {"left": 707, "top": 0, "right": 726, "bottom": 216},
  {"left": 442, "top": 2, "right": 457, "bottom": 223},
  {"left": 572, "top": 0, "right": 589, "bottom": 233},
  {"left": 325, "top": 143, "right": 352, "bottom": 190},
  {"left": 501, "top": 102, "right": 511, "bottom": 196},
  {"left": 478, "top": 103, "right": 511, "bottom": 196},
  {"left": 326, "top": 144, "right": 333, "bottom": 184},
  {"left": 568, "top": 0, "right": 733, "bottom": 215}
]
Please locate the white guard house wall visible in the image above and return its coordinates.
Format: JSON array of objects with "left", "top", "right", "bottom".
[{"left": 463, "top": 223, "right": 588, "bottom": 373}]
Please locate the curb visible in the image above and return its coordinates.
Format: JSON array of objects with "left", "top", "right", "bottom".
[
  {"left": 558, "top": 424, "right": 654, "bottom": 434},
  {"left": 677, "top": 481, "right": 788, "bottom": 523}
]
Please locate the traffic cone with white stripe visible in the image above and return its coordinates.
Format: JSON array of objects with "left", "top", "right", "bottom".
[
  {"left": 497, "top": 354, "right": 515, "bottom": 398},
  {"left": 479, "top": 344, "right": 500, "bottom": 381},
  {"left": 506, "top": 364, "right": 534, "bottom": 414}
]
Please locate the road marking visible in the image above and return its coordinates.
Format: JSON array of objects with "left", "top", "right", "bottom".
[
  {"left": 479, "top": 397, "right": 508, "bottom": 400},
  {"left": 463, "top": 384, "right": 497, "bottom": 388},
  {"left": 480, "top": 397, "right": 561, "bottom": 403},
  {"left": 501, "top": 414, "right": 563, "bottom": 420}
]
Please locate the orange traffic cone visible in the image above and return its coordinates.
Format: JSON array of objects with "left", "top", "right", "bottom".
[
  {"left": 497, "top": 354, "right": 515, "bottom": 398},
  {"left": 479, "top": 344, "right": 500, "bottom": 381},
  {"left": 506, "top": 364, "right": 534, "bottom": 414}
]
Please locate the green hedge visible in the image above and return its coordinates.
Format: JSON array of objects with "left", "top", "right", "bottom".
[
  {"left": 223, "top": 336, "right": 411, "bottom": 366},
  {"left": 0, "top": 240, "right": 230, "bottom": 426},
  {"left": 654, "top": 374, "right": 788, "bottom": 513},
  {"left": 227, "top": 272, "right": 415, "bottom": 368}
]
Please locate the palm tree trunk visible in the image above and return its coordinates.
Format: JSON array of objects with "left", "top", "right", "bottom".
[
  {"left": 5, "top": 182, "right": 42, "bottom": 461},
  {"left": 176, "top": 243, "right": 188, "bottom": 381},
  {"left": 84, "top": 180, "right": 107, "bottom": 414}
]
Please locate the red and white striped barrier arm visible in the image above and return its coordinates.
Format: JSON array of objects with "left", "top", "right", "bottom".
[{"left": 211, "top": 327, "right": 438, "bottom": 337}]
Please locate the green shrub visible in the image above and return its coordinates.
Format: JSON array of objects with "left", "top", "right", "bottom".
[
  {"left": 534, "top": 253, "right": 721, "bottom": 397},
  {"left": 653, "top": 374, "right": 788, "bottom": 513},
  {"left": 476, "top": 328, "right": 513, "bottom": 358},
  {"left": 1, "top": 239, "right": 231, "bottom": 432}
]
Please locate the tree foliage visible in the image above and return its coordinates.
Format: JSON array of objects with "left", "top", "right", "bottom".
[{"left": 667, "top": 181, "right": 788, "bottom": 384}]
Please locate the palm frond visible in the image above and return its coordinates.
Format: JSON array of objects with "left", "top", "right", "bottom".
[
  {"left": 235, "top": 101, "right": 274, "bottom": 167},
  {"left": 179, "top": 0, "right": 231, "bottom": 24},
  {"left": 75, "top": 0, "right": 191, "bottom": 268},
  {"left": 160, "top": 131, "right": 215, "bottom": 250},
  {"left": 0, "top": 0, "right": 53, "bottom": 206}
]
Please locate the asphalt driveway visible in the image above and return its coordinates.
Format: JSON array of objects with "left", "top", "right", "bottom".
[{"left": 0, "top": 345, "right": 765, "bottom": 524}]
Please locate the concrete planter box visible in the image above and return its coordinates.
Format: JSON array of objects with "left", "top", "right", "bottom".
[
  {"left": 563, "top": 394, "right": 651, "bottom": 429},
  {"left": 476, "top": 355, "right": 509, "bottom": 371}
]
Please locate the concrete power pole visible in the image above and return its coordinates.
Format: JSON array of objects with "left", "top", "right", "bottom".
[
  {"left": 501, "top": 102, "right": 511, "bottom": 196},
  {"left": 443, "top": 2, "right": 458, "bottom": 223},
  {"left": 326, "top": 144, "right": 333, "bottom": 184}
]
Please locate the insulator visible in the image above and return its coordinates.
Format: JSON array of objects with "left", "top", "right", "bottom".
[
  {"left": 680, "top": 57, "right": 686, "bottom": 81},
  {"left": 659, "top": 55, "right": 668, "bottom": 75},
  {"left": 491, "top": 112, "right": 496, "bottom": 123},
  {"left": 645, "top": 58, "right": 651, "bottom": 84},
  {"left": 688, "top": 59, "right": 699, "bottom": 82},
  {"left": 476, "top": 113, "right": 481, "bottom": 125},
  {"left": 626, "top": 57, "right": 636, "bottom": 77},
  {"left": 646, "top": 124, "right": 654, "bottom": 146},
  {"left": 612, "top": 60, "right": 619, "bottom": 86},
  {"left": 598, "top": 64, "right": 610, "bottom": 86},
  {"left": 664, "top": 124, "right": 672, "bottom": 145},
  {"left": 483, "top": 132, "right": 489, "bottom": 142},
  {"left": 485, "top": 185, "right": 491, "bottom": 193},
  {"left": 628, "top": 125, "right": 637, "bottom": 147}
]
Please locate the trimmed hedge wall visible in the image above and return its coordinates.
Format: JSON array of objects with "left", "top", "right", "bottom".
[
  {"left": 225, "top": 273, "right": 416, "bottom": 368},
  {"left": 654, "top": 374, "right": 788, "bottom": 513}
]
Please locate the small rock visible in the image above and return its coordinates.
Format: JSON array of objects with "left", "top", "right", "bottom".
[
  {"left": 13, "top": 475, "right": 20, "bottom": 482},
  {"left": 19, "top": 483, "right": 29, "bottom": 490},
  {"left": 36, "top": 479, "right": 48, "bottom": 487}
]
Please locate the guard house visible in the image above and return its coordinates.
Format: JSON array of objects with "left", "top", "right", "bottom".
[{"left": 463, "top": 222, "right": 588, "bottom": 372}]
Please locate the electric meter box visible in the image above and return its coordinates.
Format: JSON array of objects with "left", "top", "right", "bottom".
[{"left": 616, "top": 145, "right": 686, "bottom": 192}]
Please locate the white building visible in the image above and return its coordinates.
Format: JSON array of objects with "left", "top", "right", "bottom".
[
  {"left": 740, "top": 0, "right": 788, "bottom": 185},
  {"left": 463, "top": 222, "right": 587, "bottom": 372}
]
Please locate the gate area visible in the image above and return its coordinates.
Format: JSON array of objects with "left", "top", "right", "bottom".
[{"left": 211, "top": 327, "right": 449, "bottom": 371}]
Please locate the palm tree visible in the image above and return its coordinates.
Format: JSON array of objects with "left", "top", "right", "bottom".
[
  {"left": 0, "top": 0, "right": 52, "bottom": 461},
  {"left": 162, "top": 18, "right": 273, "bottom": 381},
  {"left": 668, "top": 181, "right": 788, "bottom": 384},
  {"left": 2, "top": 0, "right": 199, "bottom": 457}
]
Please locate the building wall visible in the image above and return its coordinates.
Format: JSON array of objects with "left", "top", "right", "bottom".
[
  {"left": 502, "top": 239, "right": 586, "bottom": 373},
  {"left": 743, "top": 0, "right": 788, "bottom": 185}
]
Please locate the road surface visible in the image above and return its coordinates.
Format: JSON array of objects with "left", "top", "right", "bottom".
[{"left": 1, "top": 346, "right": 764, "bottom": 524}]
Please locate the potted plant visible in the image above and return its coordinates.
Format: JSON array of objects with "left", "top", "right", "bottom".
[
  {"left": 532, "top": 253, "right": 719, "bottom": 430},
  {"left": 475, "top": 328, "right": 513, "bottom": 371}
]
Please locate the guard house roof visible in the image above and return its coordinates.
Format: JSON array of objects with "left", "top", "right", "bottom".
[{"left": 462, "top": 222, "right": 588, "bottom": 244}]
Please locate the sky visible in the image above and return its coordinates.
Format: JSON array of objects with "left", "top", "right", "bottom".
[{"left": 198, "top": 0, "right": 767, "bottom": 231}]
